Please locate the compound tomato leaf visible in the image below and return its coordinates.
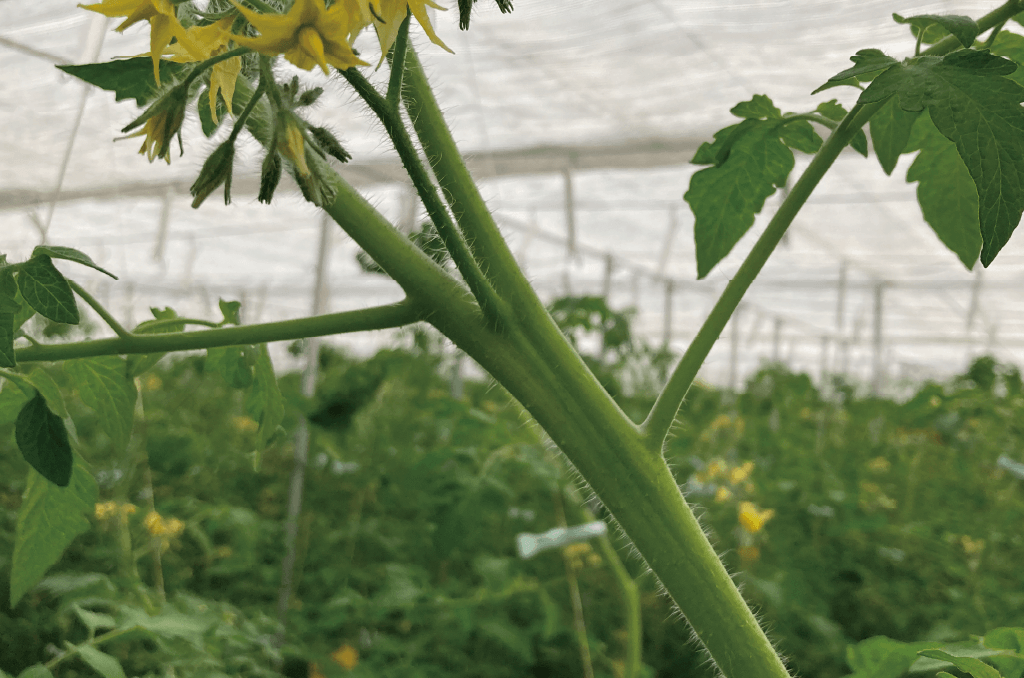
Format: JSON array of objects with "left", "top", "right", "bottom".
[
  {"left": 860, "top": 49, "right": 1024, "bottom": 266},
  {"left": 730, "top": 94, "right": 782, "bottom": 120},
  {"left": 206, "top": 346, "right": 254, "bottom": 389},
  {"left": 892, "top": 13, "right": 979, "bottom": 48},
  {"left": 17, "top": 256, "right": 79, "bottom": 325},
  {"left": 869, "top": 95, "right": 920, "bottom": 175},
  {"left": 15, "top": 666, "right": 53, "bottom": 678},
  {"left": 57, "top": 57, "right": 189, "bottom": 107},
  {"left": 10, "top": 452, "right": 97, "bottom": 607},
  {"left": 0, "top": 382, "right": 31, "bottom": 427},
  {"left": 905, "top": 111, "right": 981, "bottom": 269},
  {"left": 779, "top": 119, "right": 823, "bottom": 154},
  {"left": 685, "top": 121, "right": 794, "bottom": 279},
  {"left": 918, "top": 650, "right": 1001, "bottom": 678},
  {"left": 15, "top": 392, "right": 72, "bottom": 487},
  {"left": 812, "top": 49, "right": 899, "bottom": 94},
  {"left": 26, "top": 369, "right": 68, "bottom": 420},
  {"left": 76, "top": 645, "right": 127, "bottom": 678},
  {"left": 65, "top": 357, "right": 137, "bottom": 454},
  {"left": 691, "top": 119, "right": 760, "bottom": 166},
  {"left": 31, "top": 246, "right": 117, "bottom": 280},
  {"left": 245, "top": 344, "right": 284, "bottom": 449},
  {"left": 990, "top": 31, "right": 1024, "bottom": 89}
]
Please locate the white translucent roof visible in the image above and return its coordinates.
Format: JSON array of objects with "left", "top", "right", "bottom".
[{"left": 1, "top": 0, "right": 1020, "bottom": 391}]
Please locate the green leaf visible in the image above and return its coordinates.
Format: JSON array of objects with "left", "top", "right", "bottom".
[
  {"left": 684, "top": 121, "right": 794, "bottom": 278},
  {"left": 116, "top": 607, "right": 211, "bottom": 648},
  {"left": 128, "top": 307, "right": 184, "bottom": 377},
  {"left": 691, "top": 119, "right": 760, "bottom": 166},
  {"left": 990, "top": 32, "right": 1024, "bottom": 89},
  {"left": 869, "top": 96, "right": 920, "bottom": 175},
  {"left": 15, "top": 392, "right": 73, "bottom": 487},
  {"left": 779, "top": 119, "right": 823, "bottom": 154},
  {"left": 31, "top": 246, "right": 117, "bottom": 280},
  {"left": 27, "top": 369, "right": 68, "bottom": 419},
  {"left": 859, "top": 49, "right": 1024, "bottom": 265},
  {"left": 893, "top": 13, "right": 979, "bottom": 48},
  {"left": 0, "top": 381, "right": 31, "bottom": 427},
  {"left": 846, "top": 636, "right": 936, "bottom": 678},
  {"left": 57, "top": 57, "right": 189, "bottom": 107},
  {"left": 206, "top": 346, "right": 254, "bottom": 389},
  {"left": 245, "top": 344, "right": 284, "bottom": 449},
  {"left": 77, "top": 645, "right": 127, "bottom": 678},
  {"left": 72, "top": 603, "right": 117, "bottom": 635},
  {"left": 10, "top": 453, "right": 98, "bottom": 607},
  {"left": 904, "top": 111, "right": 981, "bottom": 269},
  {"left": 17, "top": 256, "right": 79, "bottom": 325},
  {"left": 0, "top": 269, "right": 20, "bottom": 312},
  {"left": 219, "top": 298, "right": 242, "bottom": 325},
  {"left": 15, "top": 667, "right": 53, "bottom": 678},
  {"left": 985, "top": 628, "right": 1024, "bottom": 652},
  {"left": 730, "top": 94, "right": 782, "bottom": 120},
  {"left": 65, "top": 357, "right": 137, "bottom": 454},
  {"left": 815, "top": 99, "right": 869, "bottom": 156},
  {"left": 919, "top": 649, "right": 1002, "bottom": 678},
  {"left": 0, "top": 312, "right": 14, "bottom": 368},
  {"left": 813, "top": 49, "right": 900, "bottom": 94}
]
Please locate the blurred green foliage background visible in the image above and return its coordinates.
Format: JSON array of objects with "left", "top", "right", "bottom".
[{"left": 1, "top": 299, "right": 1023, "bottom": 677}]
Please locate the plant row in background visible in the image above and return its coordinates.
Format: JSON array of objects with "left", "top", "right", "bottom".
[{"left": 1, "top": 301, "right": 1023, "bottom": 677}]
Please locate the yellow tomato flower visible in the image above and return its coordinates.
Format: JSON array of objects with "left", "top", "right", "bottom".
[
  {"left": 229, "top": 0, "right": 369, "bottom": 75},
  {"left": 165, "top": 17, "right": 242, "bottom": 124},
  {"left": 278, "top": 117, "right": 311, "bottom": 176},
  {"left": 127, "top": 106, "right": 184, "bottom": 163},
  {"left": 78, "top": 0, "right": 199, "bottom": 85},
  {"left": 331, "top": 643, "right": 359, "bottom": 669},
  {"left": 706, "top": 458, "right": 725, "bottom": 480},
  {"left": 729, "top": 461, "right": 754, "bottom": 485},
  {"left": 362, "top": 0, "right": 453, "bottom": 65},
  {"left": 714, "top": 485, "right": 732, "bottom": 503},
  {"left": 738, "top": 501, "right": 775, "bottom": 534}
]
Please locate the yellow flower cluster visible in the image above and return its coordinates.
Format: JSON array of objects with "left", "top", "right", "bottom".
[
  {"left": 94, "top": 501, "right": 137, "bottom": 520},
  {"left": 563, "top": 542, "right": 602, "bottom": 571},
  {"left": 858, "top": 481, "right": 897, "bottom": 511},
  {"left": 696, "top": 458, "right": 754, "bottom": 490},
  {"left": 143, "top": 510, "right": 186, "bottom": 538},
  {"left": 737, "top": 501, "right": 775, "bottom": 534}
]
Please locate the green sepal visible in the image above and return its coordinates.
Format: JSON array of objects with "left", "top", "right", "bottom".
[
  {"left": 57, "top": 57, "right": 190, "bottom": 107},
  {"left": 17, "top": 255, "right": 79, "bottom": 325},
  {"left": 15, "top": 392, "right": 73, "bottom": 487}
]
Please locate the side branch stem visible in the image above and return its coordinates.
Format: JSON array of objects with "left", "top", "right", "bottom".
[
  {"left": 642, "top": 102, "right": 883, "bottom": 450},
  {"left": 68, "top": 280, "right": 131, "bottom": 339},
  {"left": 15, "top": 301, "right": 420, "bottom": 363}
]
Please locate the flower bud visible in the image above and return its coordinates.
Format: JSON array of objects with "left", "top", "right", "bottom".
[
  {"left": 190, "top": 139, "right": 236, "bottom": 208},
  {"left": 308, "top": 126, "right": 351, "bottom": 163},
  {"left": 258, "top": 151, "right": 283, "bottom": 205},
  {"left": 276, "top": 114, "right": 311, "bottom": 176},
  {"left": 298, "top": 86, "right": 324, "bottom": 107},
  {"left": 121, "top": 84, "right": 190, "bottom": 164}
]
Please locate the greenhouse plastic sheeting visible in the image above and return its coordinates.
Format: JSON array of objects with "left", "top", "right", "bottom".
[{"left": 1, "top": 0, "right": 1021, "bottom": 391}]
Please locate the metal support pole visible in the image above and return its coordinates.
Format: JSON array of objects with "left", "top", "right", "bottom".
[
  {"left": 656, "top": 207, "right": 679, "bottom": 278},
  {"left": 152, "top": 186, "right": 173, "bottom": 264},
  {"left": 819, "top": 336, "right": 829, "bottom": 386},
  {"left": 871, "top": 281, "right": 885, "bottom": 395},
  {"left": 601, "top": 254, "right": 614, "bottom": 299},
  {"left": 662, "top": 279, "right": 674, "bottom": 350},
  {"left": 772, "top": 317, "right": 783, "bottom": 363},
  {"left": 276, "top": 213, "right": 332, "bottom": 643},
  {"left": 562, "top": 168, "right": 577, "bottom": 258}
]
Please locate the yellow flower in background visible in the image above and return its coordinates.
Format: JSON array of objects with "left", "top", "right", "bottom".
[
  {"left": 960, "top": 535, "right": 985, "bottom": 556},
  {"left": 165, "top": 17, "right": 241, "bottom": 124},
  {"left": 143, "top": 510, "right": 185, "bottom": 537},
  {"left": 729, "top": 461, "right": 754, "bottom": 485},
  {"left": 362, "top": 0, "right": 453, "bottom": 65},
  {"left": 95, "top": 501, "right": 137, "bottom": 520},
  {"left": 331, "top": 643, "right": 359, "bottom": 669},
  {"left": 79, "top": 0, "right": 199, "bottom": 84},
  {"left": 229, "top": 0, "right": 369, "bottom": 75},
  {"left": 867, "top": 456, "right": 891, "bottom": 473},
  {"left": 705, "top": 458, "right": 725, "bottom": 480},
  {"left": 714, "top": 485, "right": 732, "bottom": 503},
  {"left": 738, "top": 501, "right": 774, "bottom": 533}
]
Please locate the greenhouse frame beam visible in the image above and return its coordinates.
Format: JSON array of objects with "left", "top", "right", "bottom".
[{"left": 0, "top": 136, "right": 705, "bottom": 211}]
